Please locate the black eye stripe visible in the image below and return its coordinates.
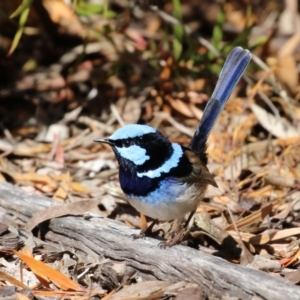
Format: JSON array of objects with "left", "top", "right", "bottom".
[
  {"left": 114, "top": 139, "right": 137, "bottom": 148},
  {"left": 111, "top": 132, "right": 172, "bottom": 170},
  {"left": 112, "top": 135, "right": 148, "bottom": 148}
]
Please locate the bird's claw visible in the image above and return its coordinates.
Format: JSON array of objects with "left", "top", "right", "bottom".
[
  {"left": 131, "top": 230, "right": 146, "bottom": 240},
  {"left": 132, "top": 228, "right": 165, "bottom": 240},
  {"left": 158, "top": 228, "right": 186, "bottom": 248}
]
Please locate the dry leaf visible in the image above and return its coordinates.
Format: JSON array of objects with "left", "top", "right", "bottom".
[
  {"left": 0, "top": 270, "right": 29, "bottom": 289},
  {"left": 109, "top": 281, "right": 173, "bottom": 300},
  {"left": 71, "top": 182, "right": 91, "bottom": 193},
  {"left": 12, "top": 173, "right": 58, "bottom": 189},
  {"left": 14, "top": 251, "right": 84, "bottom": 292},
  {"left": 53, "top": 172, "right": 71, "bottom": 202},
  {"left": 140, "top": 213, "right": 148, "bottom": 231},
  {"left": 225, "top": 204, "right": 273, "bottom": 231},
  {"left": 25, "top": 200, "right": 102, "bottom": 232},
  {"left": 275, "top": 55, "right": 298, "bottom": 94},
  {"left": 167, "top": 97, "right": 194, "bottom": 117},
  {"left": 251, "top": 104, "right": 299, "bottom": 138},
  {"left": 281, "top": 249, "right": 300, "bottom": 267},
  {"left": 16, "top": 293, "right": 32, "bottom": 300}
]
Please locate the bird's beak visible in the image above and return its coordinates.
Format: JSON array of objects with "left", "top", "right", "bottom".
[{"left": 94, "top": 138, "right": 112, "bottom": 145}]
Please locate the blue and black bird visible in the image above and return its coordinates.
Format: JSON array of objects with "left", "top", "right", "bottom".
[{"left": 95, "top": 47, "right": 251, "bottom": 245}]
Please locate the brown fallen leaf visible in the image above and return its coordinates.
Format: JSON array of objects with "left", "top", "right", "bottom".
[
  {"left": 0, "top": 270, "right": 29, "bottom": 289},
  {"left": 41, "top": 0, "right": 94, "bottom": 39},
  {"left": 71, "top": 181, "right": 91, "bottom": 193},
  {"left": 251, "top": 104, "right": 299, "bottom": 139},
  {"left": 13, "top": 143, "right": 53, "bottom": 156},
  {"left": 16, "top": 292, "right": 32, "bottom": 300},
  {"left": 21, "top": 245, "right": 50, "bottom": 288},
  {"left": 264, "top": 175, "right": 295, "bottom": 188},
  {"left": 14, "top": 251, "right": 85, "bottom": 292},
  {"left": 229, "top": 228, "right": 300, "bottom": 246},
  {"left": 227, "top": 206, "right": 254, "bottom": 265},
  {"left": 276, "top": 33, "right": 300, "bottom": 94},
  {"left": 53, "top": 171, "right": 71, "bottom": 202},
  {"left": 225, "top": 203, "right": 273, "bottom": 231},
  {"left": 25, "top": 199, "right": 102, "bottom": 232},
  {"left": 140, "top": 213, "right": 148, "bottom": 231},
  {"left": 12, "top": 173, "right": 58, "bottom": 189},
  {"left": 280, "top": 249, "right": 300, "bottom": 267},
  {"left": 167, "top": 97, "right": 194, "bottom": 118},
  {"left": 34, "top": 290, "right": 105, "bottom": 297},
  {"left": 109, "top": 281, "right": 174, "bottom": 300}
]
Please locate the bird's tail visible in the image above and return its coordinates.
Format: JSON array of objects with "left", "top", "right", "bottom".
[{"left": 189, "top": 47, "right": 251, "bottom": 162}]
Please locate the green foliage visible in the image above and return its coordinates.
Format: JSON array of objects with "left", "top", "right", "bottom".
[
  {"left": 8, "top": 0, "right": 33, "bottom": 56},
  {"left": 206, "top": 4, "right": 260, "bottom": 74},
  {"left": 75, "top": 0, "right": 116, "bottom": 18},
  {"left": 10, "top": 0, "right": 33, "bottom": 19},
  {"left": 210, "top": 6, "right": 225, "bottom": 54},
  {"left": 172, "top": 0, "right": 184, "bottom": 60}
]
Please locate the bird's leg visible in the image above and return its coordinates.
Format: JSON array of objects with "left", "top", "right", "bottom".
[
  {"left": 184, "top": 210, "right": 196, "bottom": 228},
  {"left": 132, "top": 219, "right": 164, "bottom": 240},
  {"left": 159, "top": 211, "right": 195, "bottom": 248}
]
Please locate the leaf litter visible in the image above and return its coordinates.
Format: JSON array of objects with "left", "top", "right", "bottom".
[{"left": 0, "top": 0, "right": 300, "bottom": 298}]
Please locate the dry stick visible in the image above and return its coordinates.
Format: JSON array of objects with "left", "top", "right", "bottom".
[
  {"left": 110, "top": 103, "right": 125, "bottom": 127},
  {"left": 227, "top": 205, "right": 254, "bottom": 265},
  {"left": 249, "top": 54, "right": 295, "bottom": 121},
  {"left": 152, "top": 112, "right": 194, "bottom": 137}
]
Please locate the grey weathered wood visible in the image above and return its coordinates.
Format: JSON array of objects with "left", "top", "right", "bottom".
[{"left": 0, "top": 182, "right": 299, "bottom": 299}]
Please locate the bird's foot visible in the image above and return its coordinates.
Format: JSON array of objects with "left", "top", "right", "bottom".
[
  {"left": 131, "top": 230, "right": 147, "bottom": 240},
  {"left": 132, "top": 228, "right": 164, "bottom": 240},
  {"left": 158, "top": 227, "right": 186, "bottom": 248},
  {"left": 132, "top": 219, "right": 164, "bottom": 240}
]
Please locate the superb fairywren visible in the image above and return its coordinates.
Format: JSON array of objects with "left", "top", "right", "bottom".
[{"left": 95, "top": 47, "right": 251, "bottom": 243}]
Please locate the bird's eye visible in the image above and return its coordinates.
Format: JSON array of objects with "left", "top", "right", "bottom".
[{"left": 123, "top": 140, "right": 133, "bottom": 147}]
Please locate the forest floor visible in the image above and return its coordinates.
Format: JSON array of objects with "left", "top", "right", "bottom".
[{"left": 0, "top": 0, "right": 300, "bottom": 299}]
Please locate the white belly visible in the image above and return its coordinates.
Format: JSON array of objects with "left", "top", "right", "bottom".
[{"left": 127, "top": 180, "right": 206, "bottom": 220}]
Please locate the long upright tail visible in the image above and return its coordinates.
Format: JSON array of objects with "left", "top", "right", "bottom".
[{"left": 189, "top": 47, "right": 251, "bottom": 162}]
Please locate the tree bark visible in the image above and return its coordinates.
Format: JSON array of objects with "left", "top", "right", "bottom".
[{"left": 0, "top": 182, "right": 299, "bottom": 299}]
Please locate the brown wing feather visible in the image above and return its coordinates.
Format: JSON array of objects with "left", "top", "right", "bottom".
[{"left": 180, "top": 149, "right": 218, "bottom": 187}]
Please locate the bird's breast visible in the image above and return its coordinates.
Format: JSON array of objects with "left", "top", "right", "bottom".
[
  {"left": 126, "top": 177, "right": 206, "bottom": 220},
  {"left": 119, "top": 168, "right": 159, "bottom": 196}
]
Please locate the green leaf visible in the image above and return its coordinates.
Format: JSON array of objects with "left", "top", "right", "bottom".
[
  {"left": 173, "top": 38, "right": 182, "bottom": 60},
  {"left": 211, "top": 6, "right": 225, "bottom": 48},
  {"left": 76, "top": 3, "right": 103, "bottom": 15},
  {"left": 10, "top": 0, "right": 33, "bottom": 19},
  {"left": 172, "top": 0, "right": 184, "bottom": 41},
  {"left": 8, "top": 6, "right": 30, "bottom": 56},
  {"left": 174, "top": 23, "right": 184, "bottom": 42},
  {"left": 75, "top": 1, "right": 115, "bottom": 17},
  {"left": 172, "top": 0, "right": 184, "bottom": 60},
  {"left": 249, "top": 36, "right": 268, "bottom": 49},
  {"left": 172, "top": 0, "right": 182, "bottom": 20}
]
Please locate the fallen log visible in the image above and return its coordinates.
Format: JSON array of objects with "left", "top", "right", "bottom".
[{"left": 0, "top": 182, "right": 299, "bottom": 299}]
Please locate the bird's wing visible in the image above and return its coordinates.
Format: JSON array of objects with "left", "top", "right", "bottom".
[{"left": 179, "top": 149, "right": 218, "bottom": 187}]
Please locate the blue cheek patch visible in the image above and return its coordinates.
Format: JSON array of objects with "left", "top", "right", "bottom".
[
  {"left": 137, "top": 143, "right": 183, "bottom": 178},
  {"left": 116, "top": 145, "right": 150, "bottom": 165},
  {"left": 110, "top": 124, "right": 156, "bottom": 140}
]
